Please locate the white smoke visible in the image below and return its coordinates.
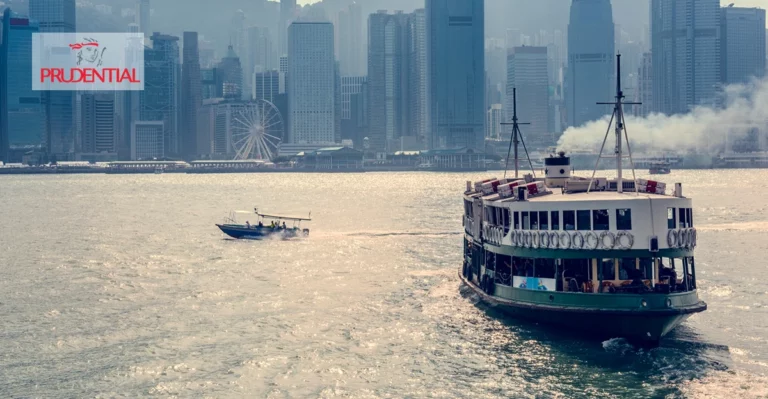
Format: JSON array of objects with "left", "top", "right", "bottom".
[{"left": 557, "top": 77, "right": 768, "bottom": 154}]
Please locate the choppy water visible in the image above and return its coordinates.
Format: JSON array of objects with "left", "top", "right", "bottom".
[{"left": 1, "top": 170, "right": 767, "bottom": 398}]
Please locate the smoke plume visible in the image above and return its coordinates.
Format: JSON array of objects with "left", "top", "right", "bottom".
[{"left": 557, "top": 77, "right": 768, "bottom": 154}]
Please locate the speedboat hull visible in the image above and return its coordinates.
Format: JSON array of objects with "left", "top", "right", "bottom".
[{"left": 216, "top": 224, "right": 309, "bottom": 240}]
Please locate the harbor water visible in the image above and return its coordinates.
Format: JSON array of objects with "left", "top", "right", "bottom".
[{"left": 1, "top": 170, "right": 767, "bottom": 398}]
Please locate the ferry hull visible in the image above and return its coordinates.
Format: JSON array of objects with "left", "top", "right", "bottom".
[
  {"left": 459, "top": 268, "right": 706, "bottom": 345},
  {"left": 216, "top": 224, "right": 308, "bottom": 240}
]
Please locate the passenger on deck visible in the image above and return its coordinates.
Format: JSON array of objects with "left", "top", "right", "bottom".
[
  {"left": 258, "top": 221, "right": 263, "bottom": 227},
  {"left": 246, "top": 221, "right": 250, "bottom": 228},
  {"left": 282, "top": 222, "right": 287, "bottom": 229},
  {"left": 568, "top": 278, "right": 579, "bottom": 292}
]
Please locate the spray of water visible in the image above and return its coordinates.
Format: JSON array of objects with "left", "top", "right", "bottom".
[{"left": 557, "top": 77, "right": 768, "bottom": 154}]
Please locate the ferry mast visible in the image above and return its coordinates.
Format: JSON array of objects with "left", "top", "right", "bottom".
[
  {"left": 501, "top": 88, "right": 535, "bottom": 179},
  {"left": 590, "top": 54, "right": 641, "bottom": 194}
]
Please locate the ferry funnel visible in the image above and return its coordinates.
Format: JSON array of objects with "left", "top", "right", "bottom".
[{"left": 545, "top": 151, "right": 571, "bottom": 188}]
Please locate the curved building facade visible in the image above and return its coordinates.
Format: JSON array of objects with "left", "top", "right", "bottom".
[{"left": 566, "top": 0, "right": 614, "bottom": 128}]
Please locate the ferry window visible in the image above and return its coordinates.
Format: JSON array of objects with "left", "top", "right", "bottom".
[
  {"left": 576, "top": 210, "right": 591, "bottom": 231},
  {"left": 514, "top": 212, "right": 520, "bottom": 229},
  {"left": 616, "top": 209, "right": 632, "bottom": 230},
  {"left": 522, "top": 212, "right": 530, "bottom": 230},
  {"left": 592, "top": 209, "right": 609, "bottom": 230},
  {"left": 601, "top": 259, "right": 615, "bottom": 280},
  {"left": 551, "top": 211, "right": 560, "bottom": 230},
  {"left": 539, "top": 211, "right": 549, "bottom": 230},
  {"left": 563, "top": 210, "right": 575, "bottom": 231},
  {"left": 503, "top": 209, "right": 510, "bottom": 230},
  {"left": 677, "top": 208, "right": 688, "bottom": 229},
  {"left": 687, "top": 208, "right": 693, "bottom": 227},
  {"left": 530, "top": 211, "right": 539, "bottom": 230},
  {"left": 639, "top": 258, "right": 654, "bottom": 280},
  {"left": 535, "top": 258, "right": 556, "bottom": 279},
  {"left": 618, "top": 258, "right": 636, "bottom": 280},
  {"left": 667, "top": 208, "right": 676, "bottom": 229}
]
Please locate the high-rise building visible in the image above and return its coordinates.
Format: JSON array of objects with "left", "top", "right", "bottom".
[
  {"left": 651, "top": 0, "right": 720, "bottom": 115},
  {"left": 426, "top": 0, "right": 485, "bottom": 150},
  {"left": 141, "top": 33, "right": 180, "bottom": 156},
  {"left": 181, "top": 31, "right": 203, "bottom": 159},
  {"left": 137, "top": 0, "right": 150, "bottom": 40},
  {"left": 246, "top": 26, "right": 276, "bottom": 88},
  {"left": 288, "top": 22, "right": 335, "bottom": 144},
  {"left": 279, "top": 0, "right": 297, "bottom": 56},
  {"left": 201, "top": 68, "right": 218, "bottom": 100},
  {"left": 1, "top": 9, "right": 44, "bottom": 163},
  {"left": 253, "top": 70, "right": 281, "bottom": 103},
  {"left": 340, "top": 76, "right": 367, "bottom": 146},
  {"left": 565, "top": 0, "right": 614, "bottom": 128},
  {"left": 634, "top": 52, "right": 653, "bottom": 118},
  {"left": 408, "top": 8, "right": 427, "bottom": 149},
  {"left": 368, "top": 11, "right": 409, "bottom": 152},
  {"left": 131, "top": 121, "right": 164, "bottom": 160},
  {"left": 217, "top": 45, "right": 243, "bottom": 100},
  {"left": 507, "top": 46, "right": 551, "bottom": 149},
  {"left": 486, "top": 104, "right": 502, "bottom": 140},
  {"left": 337, "top": 2, "right": 364, "bottom": 76},
  {"left": 29, "top": 0, "right": 76, "bottom": 158},
  {"left": 720, "top": 6, "right": 766, "bottom": 85},
  {"left": 80, "top": 93, "right": 116, "bottom": 154}
]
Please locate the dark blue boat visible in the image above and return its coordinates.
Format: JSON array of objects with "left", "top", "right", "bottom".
[{"left": 217, "top": 209, "right": 311, "bottom": 240}]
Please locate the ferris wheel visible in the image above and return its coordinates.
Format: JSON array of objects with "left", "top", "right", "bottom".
[{"left": 230, "top": 99, "right": 284, "bottom": 160}]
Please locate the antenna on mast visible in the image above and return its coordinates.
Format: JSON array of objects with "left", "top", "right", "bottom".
[
  {"left": 588, "top": 54, "right": 641, "bottom": 194},
  {"left": 501, "top": 88, "right": 536, "bottom": 179}
]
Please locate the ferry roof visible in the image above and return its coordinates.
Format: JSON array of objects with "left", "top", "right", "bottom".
[{"left": 470, "top": 186, "right": 684, "bottom": 205}]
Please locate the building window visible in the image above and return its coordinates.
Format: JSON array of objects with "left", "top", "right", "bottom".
[
  {"left": 667, "top": 208, "right": 676, "bottom": 229},
  {"left": 563, "top": 210, "right": 575, "bottom": 231},
  {"left": 551, "top": 211, "right": 560, "bottom": 230},
  {"left": 539, "top": 211, "right": 549, "bottom": 230},
  {"left": 576, "top": 210, "right": 591, "bottom": 231},
  {"left": 592, "top": 210, "right": 609, "bottom": 231},
  {"left": 616, "top": 209, "right": 632, "bottom": 230}
]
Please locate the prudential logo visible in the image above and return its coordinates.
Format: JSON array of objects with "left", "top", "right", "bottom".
[{"left": 33, "top": 32, "right": 144, "bottom": 91}]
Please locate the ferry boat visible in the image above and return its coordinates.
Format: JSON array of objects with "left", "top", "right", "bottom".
[
  {"left": 649, "top": 161, "right": 671, "bottom": 175},
  {"left": 216, "top": 209, "right": 311, "bottom": 239},
  {"left": 460, "top": 55, "right": 706, "bottom": 345}
]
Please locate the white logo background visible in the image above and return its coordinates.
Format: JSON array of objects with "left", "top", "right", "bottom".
[{"left": 32, "top": 32, "right": 145, "bottom": 91}]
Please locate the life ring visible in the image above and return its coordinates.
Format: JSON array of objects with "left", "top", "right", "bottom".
[
  {"left": 523, "top": 231, "right": 532, "bottom": 247},
  {"left": 679, "top": 228, "right": 688, "bottom": 248},
  {"left": 684, "top": 228, "right": 692, "bottom": 248},
  {"left": 667, "top": 229, "right": 678, "bottom": 248},
  {"left": 540, "top": 231, "right": 550, "bottom": 248},
  {"left": 531, "top": 231, "right": 540, "bottom": 248},
  {"left": 511, "top": 230, "right": 519, "bottom": 246},
  {"left": 600, "top": 231, "right": 616, "bottom": 249},
  {"left": 517, "top": 230, "right": 524, "bottom": 247},
  {"left": 584, "top": 231, "right": 599, "bottom": 250},
  {"left": 550, "top": 232, "right": 560, "bottom": 249},
  {"left": 571, "top": 232, "right": 585, "bottom": 249},
  {"left": 616, "top": 231, "right": 634, "bottom": 249},
  {"left": 559, "top": 231, "right": 571, "bottom": 249}
]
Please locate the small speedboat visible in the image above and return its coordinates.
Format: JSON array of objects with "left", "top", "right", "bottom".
[{"left": 216, "top": 209, "right": 311, "bottom": 240}]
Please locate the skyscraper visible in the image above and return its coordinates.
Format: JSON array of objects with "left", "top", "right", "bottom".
[
  {"left": 651, "top": 0, "right": 720, "bottom": 115},
  {"left": 137, "top": 0, "right": 150, "bottom": 40},
  {"left": 217, "top": 45, "right": 243, "bottom": 100},
  {"left": 720, "top": 6, "right": 766, "bottom": 85},
  {"left": 565, "top": 0, "right": 614, "bottom": 128},
  {"left": 426, "top": 0, "right": 485, "bottom": 150},
  {"left": 29, "top": 0, "right": 76, "bottom": 158},
  {"left": 279, "top": 0, "right": 297, "bottom": 56},
  {"left": 507, "top": 46, "right": 551, "bottom": 149},
  {"left": 141, "top": 33, "right": 180, "bottom": 155},
  {"left": 181, "top": 31, "right": 203, "bottom": 159},
  {"left": 288, "top": 22, "right": 335, "bottom": 144},
  {"left": 635, "top": 52, "right": 653, "bottom": 118},
  {"left": 337, "top": 2, "right": 364, "bottom": 76},
  {"left": 80, "top": 93, "right": 116, "bottom": 154},
  {"left": 368, "top": 11, "right": 410, "bottom": 152},
  {"left": 408, "top": 8, "right": 427, "bottom": 149},
  {"left": 246, "top": 26, "right": 275, "bottom": 84},
  {"left": 1, "top": 9, "right": 44, "bottom": 163},
  {"left": 340, "top": 76, "right": 367, "bottom": 146}
]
